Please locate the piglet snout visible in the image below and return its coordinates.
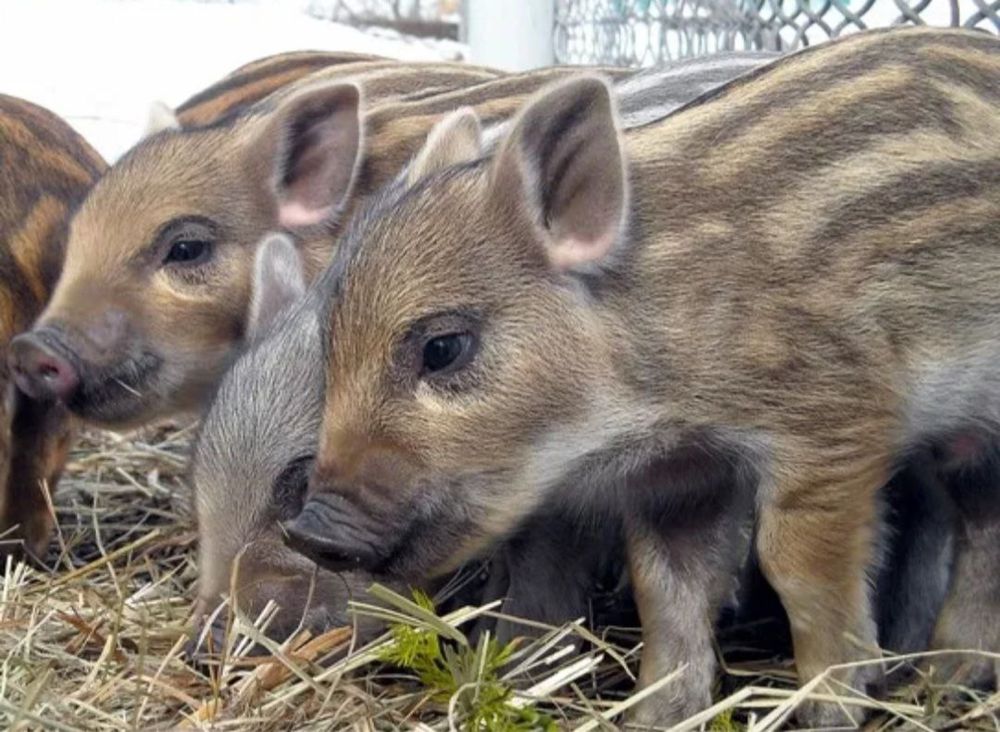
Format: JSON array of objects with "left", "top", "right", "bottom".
[
  {"left": 281, "top": 493, "right": 385, "bottom": 573},
  {"left": 10, "top": 330, "right": 80, "bottom": 402}
]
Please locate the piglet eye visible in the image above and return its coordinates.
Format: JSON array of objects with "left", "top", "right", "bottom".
[
  {"left": 164, "top": 239, "right": 211, "bottom": 265},
  {"left": 422, "top": 333, "right": 474, "bottom": 375}
]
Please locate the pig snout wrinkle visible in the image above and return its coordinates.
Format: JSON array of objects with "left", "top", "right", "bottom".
[
  {"left": 81, "top": 309, "right": 129, "bottom": 353},
  {"left": 282, "top": 493, "right": 384, "bottom": 573}
]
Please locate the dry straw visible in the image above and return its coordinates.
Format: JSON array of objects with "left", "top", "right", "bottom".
[{"left": 0, "top": 427, "right": 996, "bottom": 730}]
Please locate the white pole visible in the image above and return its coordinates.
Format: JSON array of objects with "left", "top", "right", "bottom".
[{"left": 463, "top": 0, "right": 556, "bottom": 71}]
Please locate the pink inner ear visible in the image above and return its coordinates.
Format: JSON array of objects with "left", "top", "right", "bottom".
[
  {"left": 278, "top": 201, "right": 333, "bottom": 229},
  {"left": 548, "top": 229, "right": 619, "bottom": 271}
]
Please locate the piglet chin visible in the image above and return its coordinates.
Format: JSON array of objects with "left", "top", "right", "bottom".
[{"left": 281, "top": 493, "right": 387, "bottom": 573}]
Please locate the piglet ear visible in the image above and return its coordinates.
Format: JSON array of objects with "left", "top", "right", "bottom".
[
  {"left": 247, "top": 233, "right": 307, "bottom": 341},
  {"left": 491, "top": 76, "right": 627, "bottom": 272},
  {"left": 406, "top": 107, "right": 482, "bottom": 185},
  {"left": 144, "top": 101, "right": 180, "bottom": 136},
  {"left": 257, "top": 83, "right": 362, "bottom": 230}
]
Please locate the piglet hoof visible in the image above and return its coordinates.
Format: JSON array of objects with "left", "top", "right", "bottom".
[
  {"left": 184, "top": 616, "right": 229, "bottom": 673},
  {"left": 627, "top": 685, "right": 712, "bottom": 730},
  {"left": 0, "top": 538, "right": 28, "bottom": 566},
  {"left": 924, "top": 652, "right": 997, "bottom": 691},
  {"left": 794, "top": 661, "right": 884, "bottom": 729},
  {"left": 795, "top": 698, "right": 864, "bottom": 729},
  {"left": 0, "top": 517, "right": 54, "bottom": 568}
]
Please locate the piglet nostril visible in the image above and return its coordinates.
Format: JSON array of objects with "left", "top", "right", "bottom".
[
  {"left": 39, "top": 359, "right": 63, "bottom": 382},
  {"left": 9, "top": 332, "right": 80, "bottom": 402}
]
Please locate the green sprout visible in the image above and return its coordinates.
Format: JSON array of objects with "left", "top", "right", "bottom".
[{"left": 376, "top": 588, "right": 557, "bottom": 732}]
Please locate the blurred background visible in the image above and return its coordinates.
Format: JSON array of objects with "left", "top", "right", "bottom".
[{"left": 1, "top": 0, "right": 997, "bottom": 160}]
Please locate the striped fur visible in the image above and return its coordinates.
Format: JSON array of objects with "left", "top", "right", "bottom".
[
  {"left": 178, "top": 56, "right": 504, "bottom": 129},
  {"left": 615, "top": 50, "right": 781, "bottom": 127},
  {"left": 0, "top": 95, "right": 105, "bottom": 558},
  {"left": 344, "top": 64, "right": 635, "bottom": 213},
  {"left": 286, "top": 27, "right": 1000, "bottom": 727},
  {"left": 26, "top": 59, "right": 649, "bottom": 428},
  {"left": 184, "top": 56, "right": 784, "bottom": 649},
  {"left": 175, "top": 50, "right": 385, "bottom": 127}
]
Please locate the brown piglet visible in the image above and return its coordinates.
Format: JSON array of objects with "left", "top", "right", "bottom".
[
  {"left": 188, "top": 53, "right": 787, "bottom": 654},
  {"left": 281, "top": 28, "right": 1000, "bottom": 727},
  {"left": 7, "top": 60, "right": 613, "bottom": 429},
  {"left": 0, "top": 95, "right": 106, "bottom": 559}
]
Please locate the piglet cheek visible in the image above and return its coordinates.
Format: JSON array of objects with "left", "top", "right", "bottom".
[{"left": 281, "top": 493, "right": 389, "bottom": 573}]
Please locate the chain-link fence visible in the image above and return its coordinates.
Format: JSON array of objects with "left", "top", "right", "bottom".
[
  {"left": 554, "top": 0, "right": 1000, "bottom": 66},
  {"left": 306, "top": 0, "right": 461, "bottom": 38}
]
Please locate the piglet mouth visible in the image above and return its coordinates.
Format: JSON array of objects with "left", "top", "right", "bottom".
[{"left": 281, "top": 493, "right": 388, "bottom": 573}]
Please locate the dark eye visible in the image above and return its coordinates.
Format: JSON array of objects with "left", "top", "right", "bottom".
[
  {"left": 164, "top": 239, "right": 211, "bottom": 265},
  {"left": 422, "top": 333, "right": 474, "bottom": 375}
]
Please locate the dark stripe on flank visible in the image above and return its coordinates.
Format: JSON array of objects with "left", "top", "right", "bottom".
[
  {"left": 669, "top": 29, "right": 995, "bottom": 149},
  {"left": 176, "top": 53, "right": 371, "bottom": 114},
  {"left": 727, "top": 81, "right": 963, "bottom": 192},
  {"left": 0, "top": 96, "right": 105, "bottom": 180},
  {"left": 812, "top": 157, "right": 1000, "bottom": 249}
]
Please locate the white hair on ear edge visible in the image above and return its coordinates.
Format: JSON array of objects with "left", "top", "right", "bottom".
[{"left": 144, "top": 100, "right": 180, "bottom": 136}]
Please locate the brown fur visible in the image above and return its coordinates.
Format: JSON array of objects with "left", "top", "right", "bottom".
[
  {"left": 178, "top": 56, "right": 504, "bottom": 129},
  {"left": 174, "top": 51, "right": 387, "bottom": 127},
  {"left": 190, "top": 57, "right": 799, "bottom": 654},
  {"left": 0, "top": 95, "right": 105, "bottom": 557},
  {"left": 23, "top": 61, "right": 631, "bottom": 428},
  {"left": 283, "top": 28, "right": 1000, "bottom": 727}
]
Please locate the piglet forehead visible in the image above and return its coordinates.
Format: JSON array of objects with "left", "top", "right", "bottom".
[
  {"left": 317, "top": 166, "right": 542, "bottom": 363},
  {"left": 66, "top": 131, "right": 239, "bottom": 268}
]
